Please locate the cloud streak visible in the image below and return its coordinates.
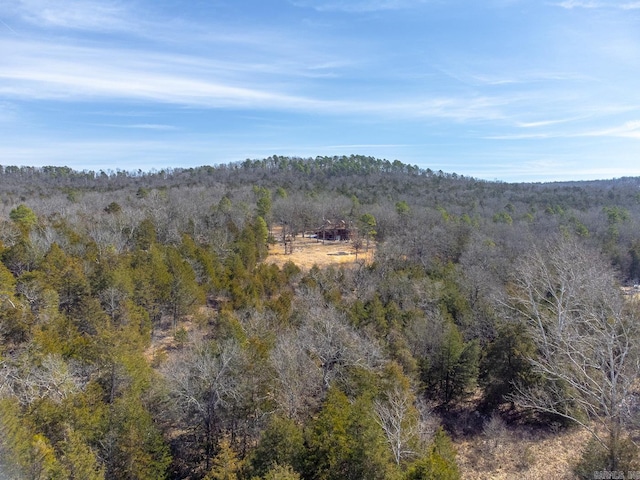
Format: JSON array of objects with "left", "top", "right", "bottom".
[
  {"left": 516, "top": 116, "right": 586, "bottom": 128},
  {"left": 553, "top": 0, "right": 599, "bottom": 8},
  {"left": 0, "top": 40, "right": 327, "bottom": 107},
  {"left": 97, "top": 123, "right": 179, "bottom": 131},
  {"left": 0, "top": 39, "right": 521, "bottom": 124},
  {"left": 580, "top": 120, "right": 640, "bottom": 138},
  {"left": 3, "top": 0, "right": 133, "bottom": 31},
  {"left": 291, "top": 0, "right": 427, "bottom": 13},
  {"left": 552, "top": 0, "right": 640, "bottom": 8}
]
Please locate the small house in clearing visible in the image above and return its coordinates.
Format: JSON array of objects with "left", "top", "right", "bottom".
[{"left": 314, "top": 219, "right": 352, "bottom": 241}]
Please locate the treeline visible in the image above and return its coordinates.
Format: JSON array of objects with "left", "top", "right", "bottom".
[
  {"left": 0, "top": 156, "right": 639, "bottom": 478},
  {"left": 2, "top": 155, "right": 639, "bottom": 209}
]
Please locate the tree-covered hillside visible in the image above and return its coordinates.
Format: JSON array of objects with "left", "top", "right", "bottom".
[{"left": 1, "top": 156, "right": 639, "bottom": 479}]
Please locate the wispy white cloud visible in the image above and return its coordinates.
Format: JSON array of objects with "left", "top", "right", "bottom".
[
  {"left": 0, "top": 2, "right": 557, "bottom": 127},
  {"left": 486, "top": 119, "right": 640, "bottom": 140},
  {"left": 0, "top": 39, "right": 519, "bottom": 123},
  {"left": 470, "top": 71, "right": 591, "bottom": 86},
  {"left": 409, "top": 96, "right": 509, "bottom": 122},
  {"left": 516, "top": 116, "right": 586, "bottom": 128},
  {"left": 580, "top": 120, "right": 640, "bottom": 138},
  {"left": 322, "top": 143, "right": 412, "bottom": 149},
  {"left": 553, "top": 0, "right": 599, "bottom": 8},
  {"left": 0, "top": 138, "right": 233, "bottom": 168},
  {"left": 552, "top": 0, "right": 640, "bottom": 8},
  {"left": 291, "top": 0, "right": 427, "bottom": 13},
  {"left": 2, "top": 0, "right": 132, "bottom": 31},
  {"left": 436, "top": 62, "right": 595, "bottom": 90},
  {"left": 1, "top": 0, "right": 356, "bottom": 72},
  {"left": 0, "top": 40, "right": 339, "bottom": 109},
  {"left": 97, "top": 123, "right": 179, "bottom": 131},
  {"left": 0, "top": 17, "right": 18, "bottom": 33},
  {"left": 484, "top": 132, "right": 561, "bottom": 140},
  {"left": 0, "top": 68, "right": 313, "bottom": 109}
]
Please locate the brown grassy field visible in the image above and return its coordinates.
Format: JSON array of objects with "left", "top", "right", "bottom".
[{"left": 264, "top": 231, "right": 375, "bottom": 270}]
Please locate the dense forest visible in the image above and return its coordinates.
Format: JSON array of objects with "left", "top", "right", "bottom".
[{"left": 1, "top": 155, "right": 639, "bottom": 479}]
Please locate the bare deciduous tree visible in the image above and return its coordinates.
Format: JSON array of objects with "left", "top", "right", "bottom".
[
  {"left": 2, "top": 354, "right": 85, "bottom": 405},
  {"left": 298, "top": 303, "right": 383, "bottom": 390},
  {"left": 374, "top": 385, "right": 420, "bottom": 465},
  {"left": 161, "top": 335, "right": 244, "bottom": 469},
  {"left": 270, "top": 331, "right": 323, "bottom": 420},
  {"left": 507, "top": 237, "right": 640, "bottom": 469},
  {"left": 0, "top": 219, "right": 21, "bottom": 249}
]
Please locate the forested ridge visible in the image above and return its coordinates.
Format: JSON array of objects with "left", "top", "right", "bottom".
[{"left": 1, "top": 155, "right": 639, "bottom": 479}]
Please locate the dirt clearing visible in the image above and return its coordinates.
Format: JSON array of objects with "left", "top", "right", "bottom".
[{"left": 265, "top": 229, "right": 375, "bottom": 270}]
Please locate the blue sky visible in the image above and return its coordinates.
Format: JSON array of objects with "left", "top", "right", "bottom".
[{"left": 2, "top": 0, "right": 640, "bottom": 182}]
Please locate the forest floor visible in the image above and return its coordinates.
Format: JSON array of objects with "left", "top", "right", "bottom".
[
  {"left": 145, "top": 318, "right": 188, "bottom": 364},
  {"left": 265, "top": 229, "right": 375, "bottom": 270},
  {"left": 455, "top": 424, "right": 590, "bottom": 479}
]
